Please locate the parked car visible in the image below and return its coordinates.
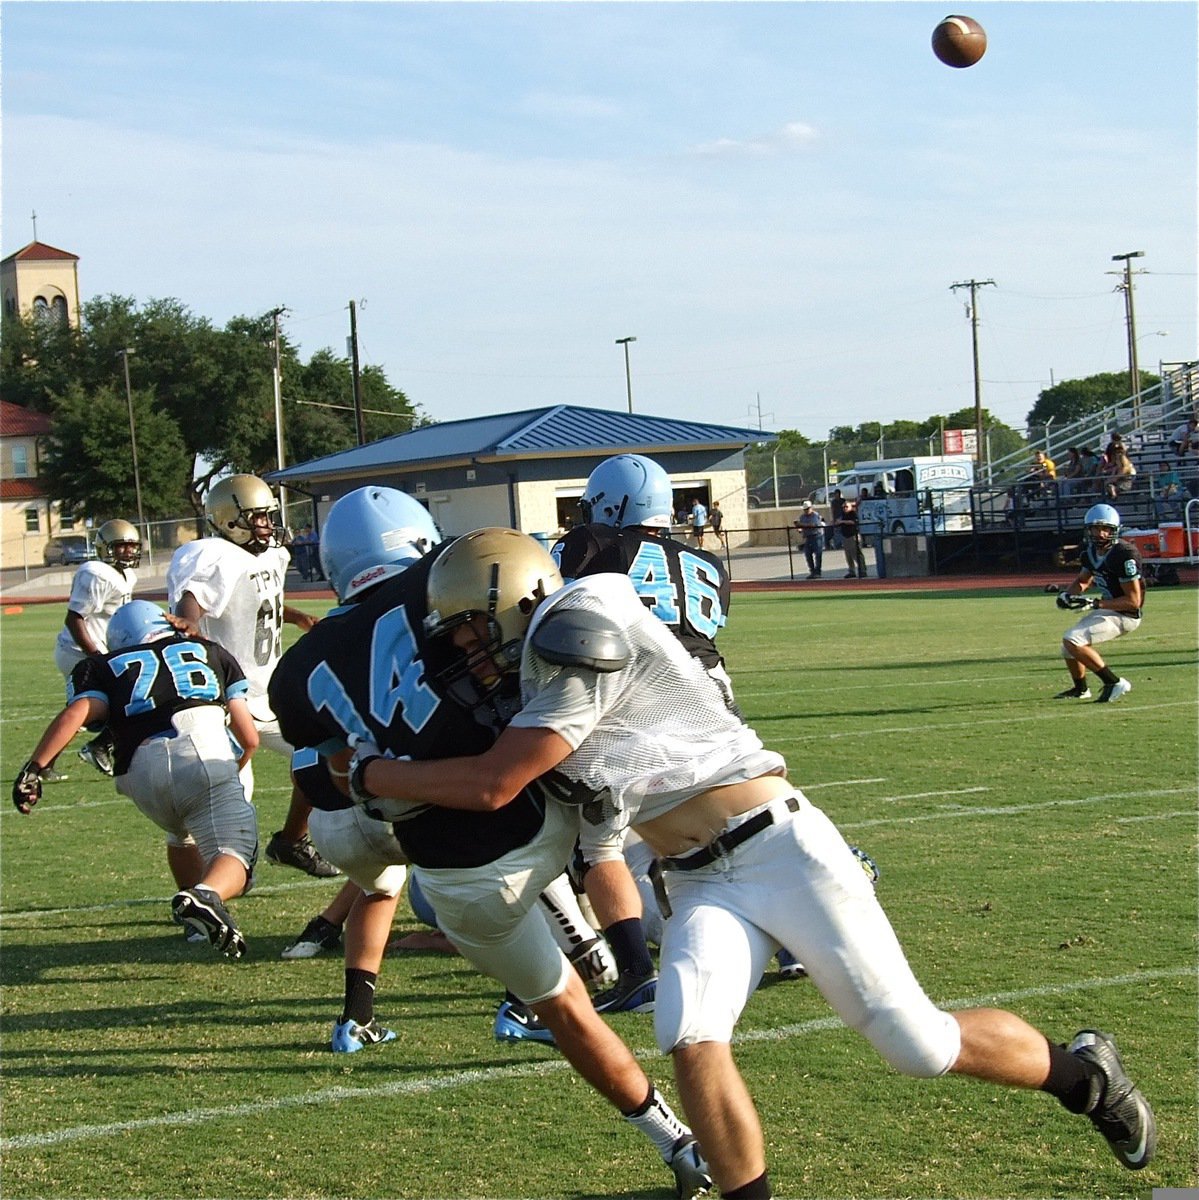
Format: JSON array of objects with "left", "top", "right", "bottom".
[
  {"left": 746, "top": 473, "right": 806, "bottom": 508},
  {"left": 43, "top": 536, "right": 94, "bottom": 566}
]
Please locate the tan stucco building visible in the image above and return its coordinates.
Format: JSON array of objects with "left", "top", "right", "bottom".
[{"left": 1, "top": 241, "right": 82, "bottom": 328}]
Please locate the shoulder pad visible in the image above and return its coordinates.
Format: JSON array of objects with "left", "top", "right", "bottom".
[{"left": 530, "top": 608, "right": 631, "bottom": 673}]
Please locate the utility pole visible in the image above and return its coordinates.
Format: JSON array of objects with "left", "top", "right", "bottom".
[
  {"left": 615, "top": 336, "right": 636, "bottom": 413},
  {"left": 1109, "top": 251, "right": 1146, "bottom": 424},
  {"left": 949, "top": 278, "right": 996, "bottom": 479},
  {"left": 117, "top": 348, "right": 147, "bottom": 558},
  {"left": 348, "top": 299, "right": 366, "bottom": 446},
  {"left": 269, "top": 306, "right": 289, "bottom": 524}
]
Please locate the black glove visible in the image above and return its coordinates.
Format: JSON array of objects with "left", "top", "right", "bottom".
[
  {"left": 1055, "top": 591, "right": 1073, "bottom": 609},
  {"left": 1057, "top": 592, "right": 1093, "bottom": 611},
  {"left": 12, "top": 760, "right": 44, "bottom": 814}
]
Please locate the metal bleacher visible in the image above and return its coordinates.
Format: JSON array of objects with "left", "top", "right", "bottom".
[{"left": 932, "top": 362, "right": 1199, "bottom": 574}]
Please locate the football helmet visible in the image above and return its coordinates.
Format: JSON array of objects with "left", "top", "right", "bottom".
[
  {"left": 204, "top": 474, "right": 283, "bottom": 553},
  {"left": 1084, "top": 503, "right": 1121, "bottom": 550},
  {"left": 581, "top": 453, "right": 674, "bottom": 529},
  {"left": 319, "top": 486, "right": 442, "bottom": 603},
  {"left": 95, "top": 519, "right": 142, "bottom": 569},
  {"left": 107, "top": 600, "right": 175, "bottom": 651},
  {"left": 424, "top": 528, "right": 563, "bottom": 707}
]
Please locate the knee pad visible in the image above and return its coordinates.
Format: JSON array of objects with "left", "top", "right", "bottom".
[{"left": 858, "top": 1002, "right": 960, "bottom": 1078}]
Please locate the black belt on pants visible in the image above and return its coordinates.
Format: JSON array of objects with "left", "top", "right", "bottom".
[{"left": 661, "top": 795, "right": 799, "bottom": 872}]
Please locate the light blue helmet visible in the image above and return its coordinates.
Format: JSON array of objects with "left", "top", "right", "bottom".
[
  {"left": 107, "top": 600, "right": 174, "bottom": 650},
  {"left": 319, "top": 486, "right": 442, "bottom": 603},
  {"left": 581, "top": 454, "right": 673, "bottom": 529},
  {"left": 1084, "top": 503, "right": 1121, "bottom": 549}
]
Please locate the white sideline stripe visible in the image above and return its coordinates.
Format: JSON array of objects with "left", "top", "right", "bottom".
[
  {"left": 0, "top": 785, "right": 294, "bottom": 819},
  {"left": 1, "top": 790, "right": 1188, "bottom": 923},
  {"left": 1116, "top": 809, "right": 1196, "bottom": 824},
  {"left": 881, "top": 787, "right": 988, "bottom": 802},
  {"left": 2, "top": 966, "right": 1191, "bottom": 1153},
  {"left": 841, "top": 789, "right": 1193, "bottom": 830},
  {"left": 772, "top": 700, "right": 1196, "bottom": 744},
  {"left": 0, "top": 877, "right": 330, "bottom": 923}
]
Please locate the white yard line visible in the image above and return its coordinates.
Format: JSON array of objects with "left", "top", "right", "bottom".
[{"left": 2, "top": 965, "right": 1190, "bottom": 1153}]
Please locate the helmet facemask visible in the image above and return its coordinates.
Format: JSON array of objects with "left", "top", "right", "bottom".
[{"left": 96, "top": 519, "right": 143, "bottom": 569}]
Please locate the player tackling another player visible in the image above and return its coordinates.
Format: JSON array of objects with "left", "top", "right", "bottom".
[
  {"left": 348, "top": 526, "right": 1156, "bottom": 1198},
  {"left": 1054, "top": 503, "right": 1142, "bottom": 703}
]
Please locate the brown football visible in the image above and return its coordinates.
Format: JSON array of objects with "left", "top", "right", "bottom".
[{"left": 932, "top": 15, "right": 987, "bottom": 68}]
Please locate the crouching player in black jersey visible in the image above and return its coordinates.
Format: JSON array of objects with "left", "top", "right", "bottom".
[
  {"left": 12, "top": 600, "right": 259, "bottom": 958},
  {"left": 268, "top": 523, "right": 711, "bottom": 1199},
  {"left": 1054, "top": 504, "right": 1143, "bottom": 703}
]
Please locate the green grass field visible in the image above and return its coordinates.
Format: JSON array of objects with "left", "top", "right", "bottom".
[{"left": 1, "top": 585, "right": 1196, "bottom": 1199}]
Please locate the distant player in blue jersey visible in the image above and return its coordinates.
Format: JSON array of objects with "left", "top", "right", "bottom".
[
  {"left": 12, "top": 600, "right": 260, "bottom": 957},
  {"left": 1053, "top": 504, "right": 1143, "bottom": 703}
]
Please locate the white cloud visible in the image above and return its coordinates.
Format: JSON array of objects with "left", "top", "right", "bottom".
[{"left": 691, "top": 121, "right": 819, "bottom": 158}]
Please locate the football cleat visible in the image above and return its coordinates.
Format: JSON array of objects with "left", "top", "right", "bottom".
[
  {"left": 1054, "top": 686, "right": 1092, "bottom": 700},
  {"left": 78, "top": 737, "right": 115, "bottom": 777},
  {"left": 493, "top": 999, "right": 555, "bottom": 1044},
  {"left": 171, "top": 887, "right": 246, "bottom": 959},
  {"left": 40, "top": 766, "right": 69, "bottom": 784},
  {"left": 1095, "top": 679, "right": 1132, "bottom": 704},
  {"left": 265, "top": 831, "right": 341, "bottom": 878},
  {"left": 281, "top": 915, "right": 343, "bottom": 959},
  {"left": 1068, "top": 1029, "right": 1156, "bottom": 1170},
  {"left": 776, "top": 949, "right": 807, "bottom": 980},
  {"left": 667, "top": 1135, "right": 714, "bottom": 1200},
  {"left": 592, "top": 969, "right": 657, "bottom": 1014},
  {"left": 332, "top": 1017, "right": 397, "bottom": 1053},
  {"left": 568, "top": 936, "right": 619, "bottom": 992}
]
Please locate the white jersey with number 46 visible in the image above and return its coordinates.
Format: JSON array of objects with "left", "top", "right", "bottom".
[{"left": 167, "top": 537, "right": 290, "bottom": 720}]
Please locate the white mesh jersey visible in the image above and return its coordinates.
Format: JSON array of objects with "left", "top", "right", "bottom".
[
  {"left": 510, "top": 574, "right": 784, "bottom": 828},
  {"left": 167, "top": 537, "right": 290, "bottom": 716},
  {"left": 54, "top": 561, "right": 136, "bottom": 659}
]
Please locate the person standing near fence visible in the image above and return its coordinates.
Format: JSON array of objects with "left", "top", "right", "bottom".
[
  {"left": 795, "top": 501, "right": 824, "bottom": 579},
  {"left": 838, "top": 500, "right": 868, "bottom": 579},
  {"left": 709, "top": 500, "right": 726, "bottom": 549}
]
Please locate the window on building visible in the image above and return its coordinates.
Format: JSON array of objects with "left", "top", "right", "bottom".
[
  {"left": 24, "top": 508, "right": 40, "bottom": 532},
  {"left": 60, "top": 510, "right": 77, "bottom": 531},
  {"left": 11, "top": 445, "right": 30, "bottom": 477},
  {"left": 3, "top": 292, "right": 15, "bottom": 316},
  {"left": 32, "top": 296, "right": 49, "bottom": 321},
  {"left": 51, "top": 296, "right": 69, "bottom": 324}
]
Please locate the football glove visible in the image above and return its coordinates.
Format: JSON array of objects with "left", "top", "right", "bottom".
[
  {"left": 1057, "top": 592, "right": 1093, "bottom": 611},
  {"left": 347, "top": 736, "right": 385, "bottom": 807},
  {"left": 12, "top": 760, "right": 44, "bottom": 814}
]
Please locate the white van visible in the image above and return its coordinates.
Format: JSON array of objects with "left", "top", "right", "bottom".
[{"left": 842, "top": 456, "right": 976, "bottom": 535}]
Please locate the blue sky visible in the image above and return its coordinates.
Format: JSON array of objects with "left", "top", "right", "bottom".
[{"left": 3, "top": 1, "right": 1195, "bottom": 439}]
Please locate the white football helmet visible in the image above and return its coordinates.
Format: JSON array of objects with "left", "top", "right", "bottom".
[
  {"left": 1084, "top": 503, "right": 1121, "bottom": 551},
  {"left": 581, "top": 454, "right": 674, "bottom": 529},
  {"left": 319, "top": 486, "right": 442, "bottom": 603},
  {"left": 204, "top": 474, "right": 282, "bottom": 553},
  {"left": 424, "top": 528, "right": 562, "bottom": 707},
  {"left": 95, "top": 519, "right": 142, "bottom": 569}
]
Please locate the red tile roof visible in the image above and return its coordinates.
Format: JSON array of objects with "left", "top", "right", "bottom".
[
  {"left": 1, "top": 241, "right": 79, "bottom": 264},
  {"left": 0, "top": 400, "right": 52, "bottom": 437},
  {"left": 0, "top": 478, "right": 46, "bottom": 500}
]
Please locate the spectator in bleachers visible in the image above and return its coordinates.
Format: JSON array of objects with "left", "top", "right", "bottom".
[
  {"left": 1103, "top": 446, "right": 1137, "bottom": 499},
  {"left": 1023, "top": 449, "right": 1056, "bottom": 500},
  {"left": 1153, "top": 464, "right": 1183, "bottom": 521},
  {"left": 1059, "top": 447, "right": 1086, "bottom": 498},
  {"left": 1167, "top": 414, "right": 1197, "bottom": 461},
  {"left": 1079, "top": 447, "right": 1104, "bottom": 495}
]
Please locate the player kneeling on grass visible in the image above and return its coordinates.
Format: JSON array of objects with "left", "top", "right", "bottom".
[
  {"left": 1054, "top": 504, "right": 1142, "bottom": 704},
  {"left": 12, "top": 600, "right": 259, "bottom": 959},
  {"left": 351, "top": 529, "right": 1157, "bottom": 1198}
]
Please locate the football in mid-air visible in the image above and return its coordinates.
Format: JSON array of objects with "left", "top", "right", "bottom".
[{"left": 932, "top": 15, "right": 987, "bottom": 68}]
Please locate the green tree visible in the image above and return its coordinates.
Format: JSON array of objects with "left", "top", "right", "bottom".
[
  {"left": 1026, "top": 370, "right": 1157, "bottom": 428},
  {"left": 39, "top": 383, "right": 190, "bottom": 521}
]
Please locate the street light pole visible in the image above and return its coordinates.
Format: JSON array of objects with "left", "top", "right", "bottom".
[
  {"left": 949, "top": 278, "right": 996, "bottom": 480},
  {"left": 615, "top": 336, "right": 636, "bottom": 413},
  {"left": 118, "top": 348, "right": 147, "bottom": 558},
  {"left": 1110, "top": 251, "right": 1145, "bottom": 424}
]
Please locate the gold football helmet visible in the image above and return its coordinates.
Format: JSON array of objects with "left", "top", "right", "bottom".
[
  {"left": 95, "top": 519, "right": 142, "bottom": 569},
  {"left": 204, "top": 474, "right": 282, "bottom": 552},
  {"left": 424, "top": 528, "right": 563, "bottom": 707}
]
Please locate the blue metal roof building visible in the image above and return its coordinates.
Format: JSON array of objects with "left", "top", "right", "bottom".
[{"left": 268, "top": 404, "right": 776, "bottom": 540}]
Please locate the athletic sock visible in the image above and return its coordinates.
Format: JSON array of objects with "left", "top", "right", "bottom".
[
  {"left": 725, "top": 1172, "right": 773, "bottom": 1199},
  {"left": 604, "top": 918, "right": 655, "bottom": 977},
  {"left": 1096, "top": 666, "right": 1119, "bottom": 687},
  {"left": 1040, "top": 1038, "right": 1100, "bottom": 1113},
  {"left": 621, "top": 1085, "right": 690, "bottom": 1161},
  {"left": 342, "top": 968, "right": 378, "bottom": 1026}
]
